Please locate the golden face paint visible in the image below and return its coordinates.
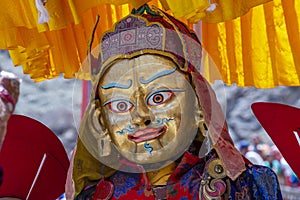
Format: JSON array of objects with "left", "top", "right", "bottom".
[{"left": 98, "top": 54, "right": 200, "bottom": 165}]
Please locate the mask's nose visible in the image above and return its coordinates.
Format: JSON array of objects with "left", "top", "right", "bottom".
[{"left": 131, "top": 89, "right": 153, "bottom": 127}]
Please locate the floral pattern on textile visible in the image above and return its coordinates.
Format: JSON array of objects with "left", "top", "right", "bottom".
[
  {"left": 250, "top": 165, "right": 283, "bottom": 200},
  {"left": 228, "top": 170, "right": 252, "bottom": 200},
  {"left": 166, "top": 153, "right": 203, "bottom": 200},
  {"left": 167, "top": 152, "right": 201, "bottom": 184},
  {"left": 180, "top": 169, "right": 196, "bottom": 191},
  {"left": 110, "top": 172, "right": 140, "bottom": 198},
  {"left": 166, "top": 168, "right": 200, "bottom": 200},
  {"left": 228, "top": 164, "right": 283, "bottom": 200}
]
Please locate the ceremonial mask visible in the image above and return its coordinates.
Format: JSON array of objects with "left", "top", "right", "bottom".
[{"left": 98, "top": 54, "right": 200, "bottom": 164}]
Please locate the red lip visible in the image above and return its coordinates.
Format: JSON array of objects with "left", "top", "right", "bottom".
[{"left": 128, "top": 126, "right": 166, "bottom": 143}]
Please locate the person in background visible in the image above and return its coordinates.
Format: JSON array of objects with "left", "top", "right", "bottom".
[
  {"left": 238, "top": 139, "right": 264, "bottom": 165},
  {"left": 251, "top": 134, "right": 262, "bottom": 153},
  {"left": 271, "top": 146, "right": 299, "bottom": 187},
  {"left": 263, "top": 151, "right": 282, "bottom": 179}
]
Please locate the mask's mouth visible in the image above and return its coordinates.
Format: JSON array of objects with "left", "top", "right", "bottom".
[{"left": 128, "top": 126, "right": 166, "bottom": 143}]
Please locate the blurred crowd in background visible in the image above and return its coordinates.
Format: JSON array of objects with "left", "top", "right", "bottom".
[{"left": 238, "top": 134, "right": 299, "bottom": 188}]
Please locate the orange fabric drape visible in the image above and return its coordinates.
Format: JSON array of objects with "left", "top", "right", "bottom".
[
  {"left": 162, "top": 0, "right": 272, "bottom": 23},
  {"left": 0, "top": 2, "right": 136, "bottom": 81},
  {"left": 1, "top": 0, "right": 299, "bottom": 88},
  {"left": 202, "top": 0, "right": 300, "bottom": 88},
  {"left": 0, "top": 0, "right": 164, "bottom": 81}
]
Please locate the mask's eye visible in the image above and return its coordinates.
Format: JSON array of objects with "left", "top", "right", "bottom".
[
  {"left": 146, "top": 90, "right": 174, "bottom": 106},
  {"left": 105, "top": 99, "right": 134, "bottom": 113}
]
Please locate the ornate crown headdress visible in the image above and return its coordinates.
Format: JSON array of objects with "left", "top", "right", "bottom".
[{"left": 90, "top": 4, "right": 202, "bottom": 84}]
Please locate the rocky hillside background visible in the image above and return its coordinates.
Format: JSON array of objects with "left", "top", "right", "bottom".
[{"left": 1, "top": 51, "right": 300, "bottom": 155}]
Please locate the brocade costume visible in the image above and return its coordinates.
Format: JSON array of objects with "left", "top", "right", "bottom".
[{"left": 75, "top": 147, "right": 282, "bottom": 199}]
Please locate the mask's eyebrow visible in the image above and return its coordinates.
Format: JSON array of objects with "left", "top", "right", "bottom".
[
  {"left": 139, "top": 68, "right": 176, "bottom": 84},
  {"left": 101, "top": 80, "right": 132, "bottom": 89}
]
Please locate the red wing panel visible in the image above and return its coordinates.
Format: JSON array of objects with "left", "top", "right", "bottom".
[
  {"left": 0, "top": 114, "right": 69, "bottom": 200},
  {"left": 251, "top": 102, "right": 300, "bottom": 178}
]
